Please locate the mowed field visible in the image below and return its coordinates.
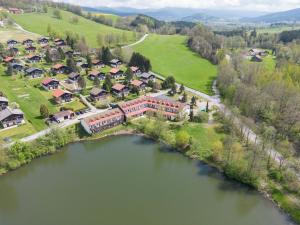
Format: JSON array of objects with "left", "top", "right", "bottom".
[
  {"left": 11, "top": 8, "right": 136, "bottom": 47},
  {"left": 0, "top": 27, "right": 40, "bottom": 43},
  {"left": 133, "top": 34, "right": 217, "bottom": 94}
]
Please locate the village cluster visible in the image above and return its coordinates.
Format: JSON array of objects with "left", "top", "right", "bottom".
[{"left": 0, "top": 36, "right": 187, "bottom": 133}]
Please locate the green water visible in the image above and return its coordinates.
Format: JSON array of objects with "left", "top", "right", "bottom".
[{"left": 0, "top": 135, "right": 292, "bottom": 225}]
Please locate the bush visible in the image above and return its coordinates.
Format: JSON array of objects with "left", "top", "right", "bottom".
[
  {"left": 193, "top": 112, "right": 209, "bottom": 123},
  {"left": 7, "top": 160, "right": 21, "bottom": 170}
]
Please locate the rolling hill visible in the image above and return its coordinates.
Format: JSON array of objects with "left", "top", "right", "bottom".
[
  {"left": 241, "top": 8, "right": 300, "bottom": 23},
  {"left": 132, "top": 34, "right": 217, "bottom": 94},
  {"left": 11, "top": 8, "right": 136, "bottom": 47}
]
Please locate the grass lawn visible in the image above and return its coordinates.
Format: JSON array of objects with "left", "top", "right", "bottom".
[
  {"left": 133, "top": 34, "right": 217, "bottom": 95},
  {"left": 0, "top": 26, "right": 40, "bottom": 43},
  {"left": 180, "top": 122, "right": 223, "bottom": 153},
  {"left": 0, "top": 124, "right": 36, "bottom": 145},
  {"left": 262, "top": 55, "right": 276, "bottom": 71},
  {"left": 63, "top": 99, "right": 87, "bottom": 111},
  {"left": 11, "top": 8, "right": 136, "bottom": 47},
  {"left": 89, "top": 12, "right": 121, "bottom": 26},
  {"left": 257, "top": 25, "right": 300, "bottom": 34}
]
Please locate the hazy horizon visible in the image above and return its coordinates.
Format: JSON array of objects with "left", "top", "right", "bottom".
[{"left": 53, "top": 0, "right": 300, "bottom": 12}]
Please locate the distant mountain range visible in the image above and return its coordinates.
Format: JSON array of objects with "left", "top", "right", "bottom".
[
  {"left": 241, "top": 8, "right": 300, "bottom": 23},
  {"left": 83, "top": 7, "right": 267, "bottom": 22}
]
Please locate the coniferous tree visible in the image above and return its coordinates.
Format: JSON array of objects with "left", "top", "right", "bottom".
[
  {"left": 66, "top": 56, "right": 77, "bottom": 72},
  {"left": 58, "top": 47, "right": 65, "bottom": 60},
  {"left": 40, "top": 104, "right": 49, "bottom": 119},
  {"left": 103, "top": 74, "right": 113, "bottom": 91},
  {"left": 45, "top": 49, "right": 52, "bottom": 63},
  {"left": 86, "top": 54, "right": 92, "bottom": 69}
]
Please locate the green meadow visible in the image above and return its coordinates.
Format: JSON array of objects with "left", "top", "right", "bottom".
[
  {"left": 133, "top": 34, "right": 217, "bottom": 95},
  {"left": 11, "top": 8, "right": 136, "bottom": 47}
]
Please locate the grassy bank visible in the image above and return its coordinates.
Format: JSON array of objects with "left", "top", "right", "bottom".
[
  {"left": 133, "top": 34, "right": 217, "bottom": 95},
  {"left": 11, "top": 8, "right": 136, "bottom": 47}
]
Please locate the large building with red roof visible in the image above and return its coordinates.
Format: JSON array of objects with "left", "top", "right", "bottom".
[{"left": 81, "top": 96, "right": 187, "bottom": 134}]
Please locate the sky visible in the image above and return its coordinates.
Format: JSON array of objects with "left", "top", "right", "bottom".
[{"left": 54, "top": 0, "right": 300, "bottom": 12}]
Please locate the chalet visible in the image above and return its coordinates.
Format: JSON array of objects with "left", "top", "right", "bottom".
[
  {"left": 249, "top": 49, "right": 268, "bottom": 57},
  {"left": 64, "top": 49, "right": 74, "bottom": 57},
  {"left": 25, "top": 68, "right": 43, "bottom": 78},
  {"left": 0, "top": 107, "right": 24, "bottom": 128},
  {"left": 90, "top": 87, "right": 108, "bottom": 101},
  {"left": 52, "top": 64, "right": 69, "bottom": 74},
  {"left": 11, "top": 63, "right": 24, "bottom": 72},
  {"left": 42, "top": 78, "right": 59, "bottom": 90},
  {"left": 68, "top": 72, "right": 80, "bottom": 82},
  {"left": 88, "top": 70, "right": 105, "bottom": 81},
  {"left": 22, "top": 39, "right": 33, "bottom": 46},
  {"left": 73, "top": 51, "right": 81, "bottom": 57},
  {"left": 130, "top": 66, "right": 141, "bottom": 75},
  {"left": 0, "top": 97, "right": 8, "bottom": 111},
  {"left": 40, "top": 43, "right": 49, "bottom": 49},
  {"left": 81, "top": 108, "right": 125, "bottom": 134},
  {"left": 3, "top": 57, "right": 15, "bottom": 64},
  {"left": 27, "top": 55, "right": 42, "bottom": 63},
  {"left": 139, "top": 72, "right": 156, "bottom": 83},
  {"left": 112, "top": 83, "right": 129, "bottom": 97},
  {"left": 38, "top": 37, "right": 49, "bottom": 44},
  {"left": 7, "top": 39, "right": 18, "bottom": 47},
  {"left": 25, "top": 46, "right": 36, "bottom": 53},
  {"left": 52, "top": 110, "right": 75, "bottom": 123},
  {"left": 8, "top": 8, "right": 23, "bottom": 14},
  {"left": 131, "top": 79, "right": 146, "bottom": 90},
  {"left": 92, "top": 59, "right": 104, "bottom": 68},
  {"left": 54, "top": 39, "right": 66, "bottom": 47},
  {"left": 110, "top": 68, "right": 124, "bottom": 79},
  {"left": 8, "top": 47, "right": 19, "bottom": 55},
  {"left": 80, "top": 63, "right": 89, "bottom": 69},
  {"left": 110, "top": 59, "right": 122, "bottom": 67},
  {"left": 52, "top": 89, "right": 73, "bottom": 104},
  {"left": 251, "top": 55, "right": 263, "bottom": 62}
]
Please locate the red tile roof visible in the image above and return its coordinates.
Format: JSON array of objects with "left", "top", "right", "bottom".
[
  {"left": 42, "top": 78, "right": 56, "bottom": 85},
  {"left": 112, "top": 83, "right": 125, "bottom": 91},
  {"left": 84, "top": 108, "right": 123, "bottom": 126},
  {"left": 52, "top": 89, "right": 66, "bottom": 98},
  {"left": 53, "top": 64, "right": 64, "bottom": 70},
  {"left": 110, "top": 68, "right": 120, "bottom": 74},
  {"left": 89, "top": 70, "right": 100, "bottom": 76},
  {"left": 130, "top": 66, "right": 139, "bottom": 72},
  {"left": 131, "top": 80, "right": 143, "bottom": 87},
  {"left": 4, "top": 57, "right": 14, "bottom": 63}
]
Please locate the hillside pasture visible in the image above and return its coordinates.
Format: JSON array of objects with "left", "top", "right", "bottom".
[
  {"left": 0, "top": 27, "right": 40, "bottom": 43},
  {"left": 133, "top": 34, "right": 217, "bottom": 94},
  {"left": 11, "top": 8, "right": 136, "bottom": 47}
]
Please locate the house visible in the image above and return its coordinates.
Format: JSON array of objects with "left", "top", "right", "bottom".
[
  {"left": 118, "top": 96, "right": 187, "bottom": 121},
  {"left": 52, "top": 110, "right": 75, "bottom": 123},
  {"left": 54, "top": 38, "right": 66, "bottom": 47},
  {"left": 92, "top": 59, "right": 104, "bottom": 68},
  {"left": 64, "top": 49, "right": 74, "bottom": 57},
  {"left": 0, "top": 97, "right": 9, "bottom": 111},
  {"left": 8, "top": 47, "right": 19, "bottom": 55},
  {"left": 139, "top": 72, "right": 156, "bottom": 84},
  {"left": 51, "top": 64, "right": 69, "bottom": 74},
  {"left": 38, "top": 37, "right": 49, "bottom": 44},
  {"left": 90, "top": 87, "right": 108, "bottom": 101},
  {"left": 81, "top": 108, "right": 125, "bottom": 134},
  {"left": 249, "top": 49, "right": 268, "bottom": 57},
  {"left": 110, "top": 59, "right": 122, "bottom": 67},
  {"left": 251, "top": 55, "right": 263, "bottom": 62},
  {"left": 112, "top": 83, "right": 129, "bottom": 97},
  {"left": 68, "top": 72, "right": 80, "bottom": 82},
  {"left": 88, "top": 70, "right": 105, "bottom": 81},
  {"left": 8, "top": 8, "right": 23, "bottom": 14},
  {"left": 25, "top": 68, "right": 43, "bottom": 78},
  {"left": 80, "top": 63, "right": 89, "bottom": 69},
  {"left": 3, "top": 57, "right": 15, "bottom": 64},
  {"left": 22, "top": 39, "right": 33, "bottom": 46},
  {"left": 131, "top": 79, "right": 146, "bottom": 90},
  {"left": 52, "top": 89, "right": 73, "bottom": 104},
  {"left": 27, "top": 55, "right": 42, "bottom": 63},
  {"left": 11, "top": 63, "right": 24, "bottom": 72},
  {"left": 42, "top": 78, "right": 59, "bottom": 90},
  {"left": 0, "top": 107, "right": 24, "bottom": 128},
  {"left": 110, "top": 68, "right": 124, "bottom": 79},
  {"left": 25, "top": 46, "right": 36, "bottom": 53},
  {"left": 130, "top": 66, "right": 141, "bottom": 75},
  {"left": 7, "top": 39, "right": 18, "bottom": 47}
]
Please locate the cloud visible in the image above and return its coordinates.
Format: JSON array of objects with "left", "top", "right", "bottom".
[{"left": 53, "top": 0, "right": 300, "bottom": 12}]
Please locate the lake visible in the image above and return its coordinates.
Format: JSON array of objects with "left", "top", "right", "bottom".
[{"left": 0, "top": 135, "right": 292, "bottom": 225}]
